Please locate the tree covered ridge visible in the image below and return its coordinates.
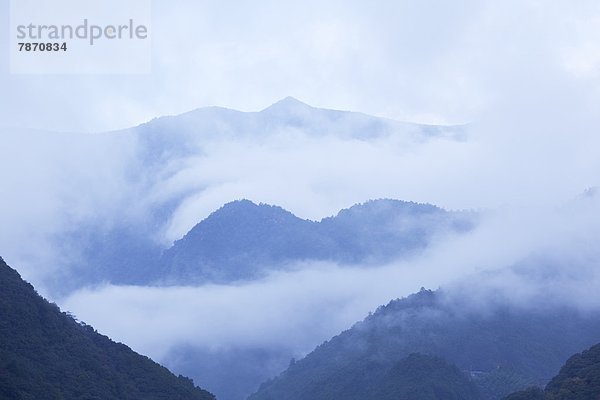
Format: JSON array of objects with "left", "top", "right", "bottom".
[
  {"left": 160, "top": 199, "right": 474, "bottom": 284},
  {"left": 249, "top": 289, "right": 600, "bottom": 400},
  {"left": 371, "top": 353, "right": 483, "bottom": 400},
  {"left": 505, "top": 343, "right": 600, "bottom": 400},
  {"left": 0, "top": 256, "right": 215, "bottom": 400}
]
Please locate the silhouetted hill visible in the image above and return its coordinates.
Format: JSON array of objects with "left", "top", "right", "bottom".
[
  {"left": 0, "top": 257, "right": 215, "bottom": 400},
  {"left": 159, "top": 199, "right": 473, "bottom": 284},
  {"left": 249, "top": 289, "right": 600, "bottom": 400}
]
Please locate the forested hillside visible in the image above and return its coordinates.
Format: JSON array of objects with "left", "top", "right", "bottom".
[
  {"left": 504, "top": 343, "right": 600, "bottom": 400},
  {"left": 160, "top": 199, "right": 473, "bottom": 283},
  {"left": 0, "top": 257, "right": 215, "bottom": 400},
  {"left": 250, "top": 289, "right": 600, "bottom": 400}
]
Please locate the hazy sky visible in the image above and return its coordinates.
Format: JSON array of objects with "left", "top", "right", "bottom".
[{"left": 1, "top": 0, "right": 599, "bottom": 132}]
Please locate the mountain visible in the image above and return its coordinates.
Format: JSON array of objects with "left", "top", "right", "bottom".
[
  {"left": 369, "top": 353, "right": 482, "bottom": 400},
  {"left": 158, "top": 199, "right": 474, "bottom": 284},
  {"left": 0, "top": 256, "right": 215, "bottom": 400},
  {"left": 503, "top": 387, "right": 545, "bottom": 400},
  {"left": 545, "top": 343, "right": 600, "bottom": 399},
  {"left": 288, "top": 352, "right": 483, "bottom": 400},
  {"left": 0, "top": 98, "right": 466, "bottom": 295},
  {"left": 249, "top": 289, "right": 600, "bottom": 400},
  {"left": 504, "top": 343, "right": 600, "bottom": 400},
  {"left": 134, "top": 97, "right": 464, "bottom": 155}
]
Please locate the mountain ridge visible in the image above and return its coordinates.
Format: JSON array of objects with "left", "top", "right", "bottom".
[
  {"left": 157, "top": 199, "right": 474, "bottom": 284},
  {"left": 139, "top": 96, "right": 463, "bottom": 132},
  {"left": 131, "top": 97, "right": 466, "bottom": 148},
  {"left": 249, "top": 289, "right": 600, "bottom": 400}
]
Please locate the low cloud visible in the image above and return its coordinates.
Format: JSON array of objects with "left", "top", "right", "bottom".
[
  {"left": 61, "top": 262, "right": 431, "bottom": 361},
  {"left": 60, "top": 193, "right": 600, "bottom": 365}
]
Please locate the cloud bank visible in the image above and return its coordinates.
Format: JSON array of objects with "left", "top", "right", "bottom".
[
  {"left": 1, "top": 1, "right": 599, "bottom": 291},
  {"left": 60, "top": 193, "right": 600, "bottom": 362}
]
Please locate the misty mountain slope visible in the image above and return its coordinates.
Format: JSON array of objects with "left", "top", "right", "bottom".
[
  {"left": 164, "top": 345, "right": 295, "bottom": 400},
  {"left": 0, "top": 257, "right": 215, "bottom": 400},
  {"left": 369, "top": 353, "right": 482, "bottom": 400},
  {"left": 133, "top": 97, "right": 464, "bottom": 153},
  {"left": 317, "top": 198, "right": 470, "bottom": 263},
  {"left": 545, "top": 343, "right": 600, "bottom": 399},
  {"left": 129, "top": 97, "right": 401, "bottom": 168},
  {"left": 249, "top": 289, "right": 600, "bottom": 400},
  {"left": 159, "top": 199, "right": 474, "bottom": 284},
  {"left": 3, "top": 98, "right": 466, "bottom": 295},
  {"left": 504, "top": 343, "right": 600, "bottom": 400},
  {"left": 159, "top": 200, "right": 320, "bottom": 282},
  {"left": 286, "top": 352, "right": 482, "bottom": 400},
  {"left": 502, "top": 387, "right": 546, "bottom": 400}
]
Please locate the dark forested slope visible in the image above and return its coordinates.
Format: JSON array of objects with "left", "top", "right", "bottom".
[
  {"left": 0, "top": 257, "right": 215, "bottom": 400},
  {"left": 293, "top": 352, "right": 483, "bottom": 400},
  {"left": 505, "top": 343, "right": 600, "bottom": 400},
  {"left": 545, "top": 343, "right": 600, "bottom": 399},
  {"left": 372, "top": 353, "right": 482, "bottom": 400}
]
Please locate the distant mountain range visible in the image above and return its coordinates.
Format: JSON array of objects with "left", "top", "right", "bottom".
[
  {"left": 0, "top": 257, "right": 214, "bottom": 400},
  {"left": 1, "top": 98, "right": 465, "bottom": 295},
  {"left": 134, "top": 97, "right": 464, "bottom": 154},
  {"left": 46, "top": 197, "right": 475, "bottom": 291},
  {"left": 4, "top": 98, "right": 600, "bottom": 400},
  {"left": 158, "top": 199, "right": 474, "bottom": 284},
  {"left": 249, "top": 289, "right": 600, "bottom": 400}
]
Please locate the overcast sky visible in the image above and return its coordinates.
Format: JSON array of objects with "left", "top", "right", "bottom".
[{"left": 1, "top": 0, "right": 598, "bottom": 132}]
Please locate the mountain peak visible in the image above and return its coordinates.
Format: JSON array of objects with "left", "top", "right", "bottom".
[
  {"left": 212, "top": 199, "right": 293, "bottom": 218},
  {"left": 262, "top": 97, "right": 313, "bottom": 113},
  {"left": 172, "top": 199, "right": 304, "bottom": 246},
  {"left": 219, "top": 199, "right": 259, "bottom": 211}
]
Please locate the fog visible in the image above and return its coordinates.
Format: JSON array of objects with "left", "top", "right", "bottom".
[
  {"left": 1, "top": 1, "right": 600, "bottom": 398},
  {"left": 60, "top": 193, "right": 600, "bottom": 358},
  {"left": 58, "top": 192, "right": 600, "bottom": 398},
  {"left": 2, "top": 98, "right": 599, "bottom": 290},
  {"left": 2, "top": 1, "right": 600, "bottom": 285}
]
